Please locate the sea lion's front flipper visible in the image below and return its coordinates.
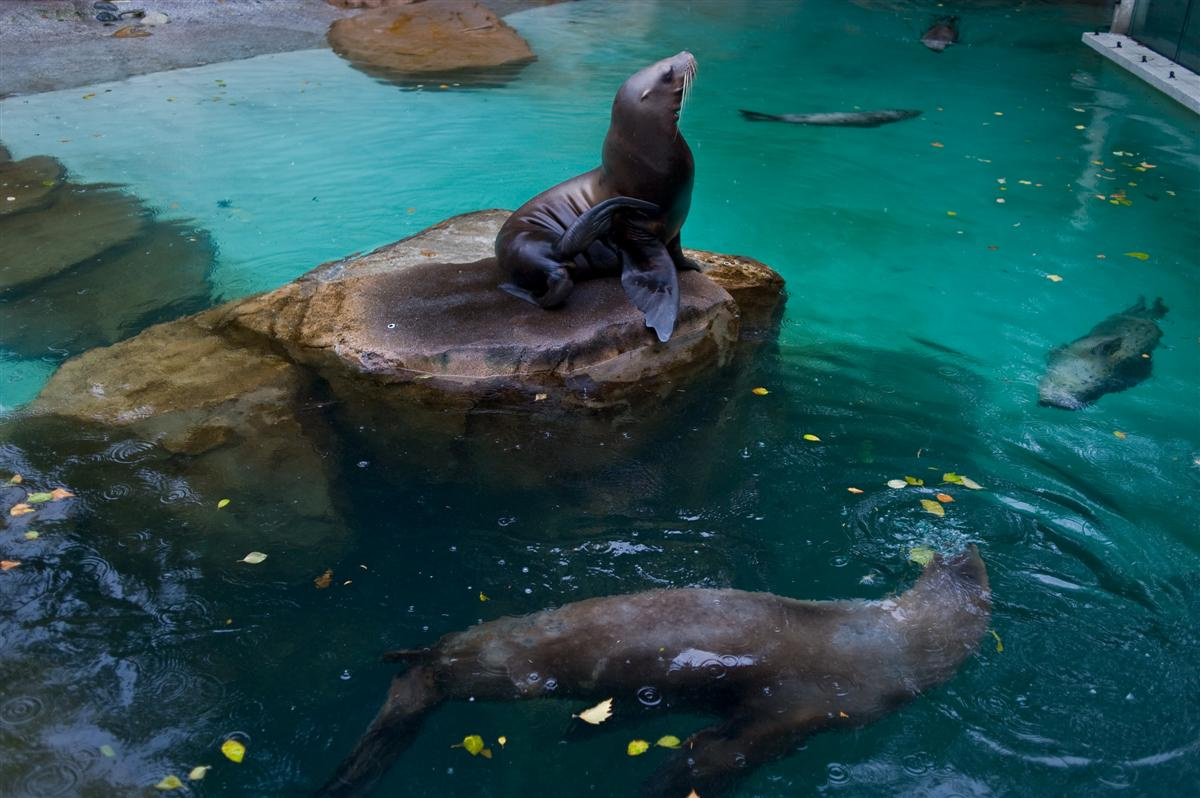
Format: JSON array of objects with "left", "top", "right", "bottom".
[
  {"left": 317, "top": 665, "right": 443, "bottom": 797},
  {"left": 553, "top": 196, "right": 660, "bottom": 259},
  {"left": 641, "top": 715, "right": 805, "bottom": 798},
  {"left": 620, "top": 242, "right": 680, "bottom": 343}
]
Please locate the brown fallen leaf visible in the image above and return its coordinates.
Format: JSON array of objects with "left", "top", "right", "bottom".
[
  {"left": 935, "top": 493, "right": 955, "bottom": 503},
  {"left": 1, "top": 560, "right": 20, "bottom": 571},
  {"left": 9, "top": 503, "right": 34, "bottom": 517},
  {"left": 314, "top": 569, "right": 333, "bottom": 589},
  {"left": 112, "top": 25, "right": 151, "bottom": 38},
  {"left": 49, "top": 488, "right": 75, "bottom": 501}
]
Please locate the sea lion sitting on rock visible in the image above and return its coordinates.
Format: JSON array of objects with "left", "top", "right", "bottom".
[
  {"left": 317, "top": 546, "right": 990, "bottom": 797},
  {"left": 495, "top": 52, "right": 699, "bottom": 343}
]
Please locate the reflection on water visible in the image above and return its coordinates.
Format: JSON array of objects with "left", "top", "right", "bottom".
[{"left": 1, "top": 0, "right": 1198, "bottom": 795}]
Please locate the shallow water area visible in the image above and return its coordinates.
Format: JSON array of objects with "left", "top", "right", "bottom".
[{"left": 1, "top": 1, "right": 1198, "bottom": 796}]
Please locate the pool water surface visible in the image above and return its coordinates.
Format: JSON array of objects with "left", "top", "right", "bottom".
[{"left": 0, "top": 1, "right": 1197, "bottom": 796}]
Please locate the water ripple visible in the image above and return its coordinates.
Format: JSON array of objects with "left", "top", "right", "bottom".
[{"left": 0, "top": 695, "right": 44, "bottom": 725}]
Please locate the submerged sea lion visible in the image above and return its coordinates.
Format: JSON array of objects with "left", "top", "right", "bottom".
[
  {"left": 1038, "top": 296, "right": 1169, "bottom": 410},
  {"left": 921, "top": 15, "right": 959, "bottom": 51},
  {"left": 739, "top": 108, "right": 922, "bottom": 127},
  {"left": 495, "top": 52, "right": 699, "bottom": 343},
  {"left": 317, "top": 547, "right": 990, "bottom": 797}
]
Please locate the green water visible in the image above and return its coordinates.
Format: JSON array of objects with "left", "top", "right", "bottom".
[{"left": 1, "top": 1, "right": 1198, "bottom": 796}]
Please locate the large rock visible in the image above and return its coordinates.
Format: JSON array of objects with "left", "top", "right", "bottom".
[
  {"left": 327, "top": 0, "right": 535, "bottom": 86},
  {"left": 0, "top": 155, "right": 66, "bottom": 217}
]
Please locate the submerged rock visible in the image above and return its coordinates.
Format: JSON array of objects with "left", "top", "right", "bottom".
[
  {"left": 0, "top": 185, "right": 147, "bottom": 293},
  {"left": 0, "top": 155, "right": 66, "bottom": 217},
  {"left": 327, "top": 0, "right": 535, "bottom": 86}
]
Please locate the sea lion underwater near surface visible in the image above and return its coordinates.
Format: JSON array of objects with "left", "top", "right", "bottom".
[
  {"left": 495, "top": 52, "right": 699, "bottom": 343},
  {"left": 739, "top": 108, "right": 922, "bottom": 127},
  {"left": 921, "top": 15, "right": 959, "bottom": 51},
  {"left": 317, "top": 546, "right": 990, "bottom": 798},
  {"left": 1038, "top": 296, "right": 1169, "bottom": 410}
]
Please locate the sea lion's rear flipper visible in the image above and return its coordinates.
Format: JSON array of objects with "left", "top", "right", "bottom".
[
  {"left": 316, "top": 665, "right": 443, "bottom": 797},
  {"left": 620, "top": 243, "right": 680, "bottom": 343},
  {"left": 553, "top": 196, "right": 659, "bottom": 259},
  {"left": 641, "top": 716, "right": 804, "bottom": 798}
]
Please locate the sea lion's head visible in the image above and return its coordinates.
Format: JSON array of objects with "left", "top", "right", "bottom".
[{"left": 612, "top": 51, "right": 697, "bottom": 127}]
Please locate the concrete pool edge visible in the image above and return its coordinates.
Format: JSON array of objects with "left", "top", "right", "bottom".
[{"left": 1082, "top": 32, "right": 1200, "bottom": 115}]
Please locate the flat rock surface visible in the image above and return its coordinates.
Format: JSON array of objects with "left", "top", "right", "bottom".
[
  {"left": 0, "top": 156, "right": 66, "bottom": 216},
  {"left": 327, "top": 0, "right": 535, "bottom": 84}
]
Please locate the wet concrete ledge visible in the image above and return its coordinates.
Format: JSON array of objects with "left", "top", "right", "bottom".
[{"left": 1083, "top": 32, "right": 1200, "bottom": 115}]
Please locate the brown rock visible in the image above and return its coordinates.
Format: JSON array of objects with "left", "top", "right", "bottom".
[
  {"left": 0, "top": 185, "right": 146, "bottom": 293},
  {"left": 2, "top": 221, "right": 214, "bottom": 357},
  {"left": 327, "top": 0, "right": 535, "bottom": 86},
  {"left": 688, "top": 249, "right": 787, "bottom": 336},
  {"left": 0, "top": 155, "right": 66, "bottom": 217}
]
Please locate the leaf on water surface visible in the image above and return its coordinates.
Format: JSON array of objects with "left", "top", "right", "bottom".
[
  {"left": 920, "top": 499, "right": 945, "bottom": 517},
  {"left": 1, "top": 560, "right": 21, "bottom": 571},
  {"left": 99, "top": 744, "right": 116, "bottom": 758},
  {"left": 7, "top": 474, "right": 21, "bottom": 484},
  {"left": 50, "top": 488, "right": 74, "bottom": 501},
  {"left": 990, "top": 630, "right": 1004, "bottom": 653},
  {"left": 655, "top": 735, "right": 682, "bottom": 749},
  {"left": 959, "top": 475, "right": 984, "bottom": 490},
  {"left": 238, "top": 552, "right": 267, "bottom": 564},
  {"left": 497, "top": 736, "right": 507, "bottom": 747},
  {"left": 534, "top": 393, "right": 548, "bottom": 401},
  {"left": 452, "top": 735, "right": 485, "bottom": 756},
  {"left": 26, "top": 492, "right": 53, "bottom": 504},
  {"left": 627, "top": 739, "right": 650, "bottom": 756},
  {"left": 847, "top": 487, "right": 864, "bottom": 494},
  {"left": 687, "top": 792, "right": 701, "bottom": 798},
  {"left": 751, "top": 387, "right": 769, "bottom": 396},
  {"left": 1113, "top": 430, "right": 1127, "bottom": 440},
  {"left": 943, "top": 473, "right": 963, "bottom": 484},
  {"left": 188, "top": 766, "right": 211, "bottom": 781},
  {"left": 23, "top": 531, "right": 39, "bottom": 540},
  {"left": 886, "top": 479, "right": 907, "bottom": 489},
  {"left": 1046, "top": 274, "right": 1063, "bottom": 282},
  {"left": 803, "top": 434, "right": 821, "bottom": 442},
  {"left": 221, "top": 738, "right": 246, "bottom": 763},
  {"left": 935, "top": 493, "right": 954, "bottom": 503},
  {"left": 82, "top": 93, "right": 96, "bottom": 99},
  {"left": 479, "top": 591, "right": 489, "bottom": 602},
  {"left": 480, "top": 748, "right": 493, "bottom": 759},
  {"left": 154, "top": 775, "right": 183, "bottom": 790},
  {"left": 1124, "top": 252, "right": 1150, "bottom": 260},
  {"left": 904, "top": 476, "right": 924, "bottom": 486},
  {"left": 575, "top": 697, "right": 613, "bottom": 725},
  {"left": 930, "top": 141, "right": 944, "bottom": 148},
  {"left": 217, "top": 498, "right": 231, "bottom": 509},
  {"left": 314, "top": 569, "right": 333, "bottom": 589},
  {"left": 909, "top": 546, "right": 935, "bottom": 566}
]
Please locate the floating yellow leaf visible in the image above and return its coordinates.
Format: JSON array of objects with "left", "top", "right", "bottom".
[
  {"left": 920, "top": 499, "right": 946, "bottom": 517},
  {"left": 847, "top": 487, "right": 864, "bottom": 494},
  {"left": 479, "top": 591, "right": 489, "bottom": 601},
  {"left": 534, "top": 393, "right": 548, "bottom": 401},
  {"left": 1074, "top": 124, "right": 1085, "bottom": 130},
  {"left": 751, "top": 387, "right": 769, "bottom": 396},
  {"left": 83, "top": 93, "right": 96, "bottom": 100},
  {"left": 221, "top": 738, "right": 246, "bottom": 763},
  {"left": 909, "top": 546, "right": 935, "bottom": 566},
  {"left": 935, "top": 493, "right": 955, "bottom": 503},
  {"left": 7, "top": 474, "right": 22, "bottom": 484},
  {"left": 943, "top": 473, "right": 963, "bottom": 484},
  {"left": 480, "top": 748, "right": 493, "bottom": 759},
  {"left": 904, "top": 476, "right": 924, "bottom": 486},
  {"left": 187, "top": 766, "right": 211, "bottom": 781},
  {"left": 1113, "top": 430, "right": 1127, "bottom": 440},
  {"left": 155, "top": 775, "right": 184, "bottom": 790},
  {"left": 1046, "top": 274, "right": 1063, "bottom": 282},
  {"left": 497, "top": 736, "right": 507, "bottom": 747},
  {"left": 1124, "top": 252, "right": 1150, "bottom": 260},
  {"left": 960, "top": 476, "right": 984, "bottom": 490},
  {"left": 314, "top": 569, "right": 333, "bottom": 589},
  {"left": 627, "top": 739, "right": 650, "bottom": 756},
  {"left": 100, "top": 744, "right": 116, "bottom": 758},
  {"left": 656, "top": 735, "right": 682, "bottom": 749},
  {"left": 23, "top": 531, "right": 39, "bottom": 540},
  {"left": 930, "top": 141, "right": 944, "bottom": 148},
  {"left": 886, "top": 479, "right": 907, "bottom": 489},
  {"left": 217, "top": 498, "right": 231, "bottom": 509},
  {"left": 453, "top": 734, "right": 485, "bottom": 756},
  {"left": 946, "top": 211, "right": 957, "bottom": 216},
  {"left": 26, "top": 492, "right": 53, "bottom": 504},
  {"left": 238, "top": 552, "right": 267, "bottom": 565},
  {"left": 838, "top": 710, "right": 850, "bottom": 718},
  {"left": 802, "top": 434, "right": 821, "bottom": 442},
  {"left": 575, "top": 697, "right": 613, "bottom": 725},
  {"left": 1, "top": 560, "right": 20, "bottom": 571},
  {"left": 990, "top": 630, "right": 1004, "bottom": 652}
]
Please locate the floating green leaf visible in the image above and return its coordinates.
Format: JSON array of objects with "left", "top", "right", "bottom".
[
  {"left": 154, "top": 775, "right": 183, "bottom": 790},
  {"left": 187, "top": 766, "right": 211, "bottom": 781},
  {"left": 627, "top": 739, "right": 650, "bottom": 756},
  {"left": 237, "top": 551, "right": 267, "bottom": 565},
  {"left": 655, "top": 735, "right": 682, "bottom": 749},
  {"left": 26, "top": 492, "right": 53, "bottom": 504},
  {"left": 909, "top": 546, "right": 936, "bottom": 566},
  {"left": 920, "top": 499, "right": 945, "bottom": 517},
  {"left": 221, "top": 738, "right": 246, "bottom": 763},
  {"left": 99, "top": 744, "right": 116, "bottom": 758},
  {"left": 217, "top": 498, "right": 231, "bottom": 509}
]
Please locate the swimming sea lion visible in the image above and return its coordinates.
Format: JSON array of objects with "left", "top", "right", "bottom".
[
  {"left": 921, "top": 15, "right": 959, "bottom": 51},
  {"left": 495, "top": 51, "right": 699, "bottom": 343},
  {"left": 739, "top": 108, "right": 922, "bottom": 127},
  {"left": 1038, "top": 296, "right": 1168, "bottom": 409},
  {"left": 317, "top": 546, "right": 990, "bottom": 797}
]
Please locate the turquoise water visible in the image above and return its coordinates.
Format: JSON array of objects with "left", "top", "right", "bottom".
[{"left": 1, "top": 1, "right": 1199, "bottom": 796}]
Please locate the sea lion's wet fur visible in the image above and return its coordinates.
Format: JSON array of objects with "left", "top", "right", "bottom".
[
  {"left": 1038, "top": 296, "right": 1168, "bottom": 409},
  {"left": 495, "top": 52, "right": 698, "bottom": 342},
  {"left": 922, "top": 15, "right": 959, "bottom": 51},
  {"left": 318, "top": 547, "right": 990, "bottom": 797}
]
